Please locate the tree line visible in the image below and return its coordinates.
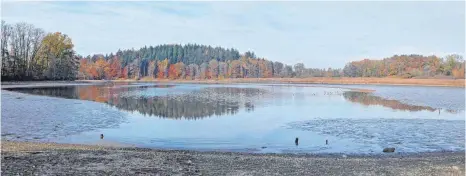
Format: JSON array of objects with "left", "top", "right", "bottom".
[
  {"left": 80, "top": 52, "right": 464, "bottom": 80},
  {"left": 1, "top": 21, "right": 78, "bottom": 81},
  {"left": 343, "top": 54, "right": 465, "bottom": 79},
  {"left": 2, "top": 21, "right": 465, "bottom": 81},
  {"left": 79, "top": 55, "right": 299, "bottom": 80}
]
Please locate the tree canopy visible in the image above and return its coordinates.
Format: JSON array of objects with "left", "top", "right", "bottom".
[
  {"left": 2, "top": 21, "right": 464, "bottom": 81},
  {"left": 1, "top": 21, "right": 78, "bottom": 80}
]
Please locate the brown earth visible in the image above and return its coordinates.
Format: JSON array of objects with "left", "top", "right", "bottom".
[{"left": 1, "top": 141, "right": 465, "bottom": 176}]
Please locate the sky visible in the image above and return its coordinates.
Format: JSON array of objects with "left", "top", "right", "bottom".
[{"left": 2, "top": 1, "right": 465, "bottom": 68}]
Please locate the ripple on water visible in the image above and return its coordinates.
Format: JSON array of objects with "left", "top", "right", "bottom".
[
  {"left": 1, "top": 90, "right": 127, "bottom": 141},
  {"left": 288, "top": 118, "right": 465, "bottom": 153}
]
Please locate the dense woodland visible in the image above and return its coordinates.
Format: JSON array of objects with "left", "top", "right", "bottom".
[
  {"left": 343, "top": 54, "right": 465, "bottom": 79},
  {"left": 1, "top": 21, "right": 465, "bottom": 81},
  {"left": 1, "top": 21, "right": 78, "bottom": 81}
]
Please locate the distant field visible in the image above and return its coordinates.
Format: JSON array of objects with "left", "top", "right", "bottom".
[{"left": 84, "top": 77, "right": 465, "bottom": 87}]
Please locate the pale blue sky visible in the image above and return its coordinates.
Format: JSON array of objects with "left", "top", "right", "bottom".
[{"left": 2, "top": 1, "right": 465, "bottom": 68}]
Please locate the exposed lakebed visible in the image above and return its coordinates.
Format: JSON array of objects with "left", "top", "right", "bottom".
[{"left": 1, "top": 82, "right": 464, "bottom": 154}]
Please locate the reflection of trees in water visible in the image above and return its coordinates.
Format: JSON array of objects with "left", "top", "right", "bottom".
[
  {"left": 110, "top": 87, "right": 266, "bottom": 119},
  {"left": 445, "top": 109, "right": 461, "bottom": 114},
  {"left": 343, "top": 91, "right": 437, "bottom": 112},
  {"left": 7, "top": 85, "right": 265, "bottom": 119},
  {"left": 109, "top": 95, "right": 240, "bottom": 120},
  {"left": 196, "top": 87, "right": 267, "bottom": 102},
  {"left": 5, "top": 86, "right": 81, "bottom": 99}
]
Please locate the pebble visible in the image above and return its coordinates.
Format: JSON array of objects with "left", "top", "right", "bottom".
[{"left": 1, "top": 141, "right": 464, "bottom": 175}]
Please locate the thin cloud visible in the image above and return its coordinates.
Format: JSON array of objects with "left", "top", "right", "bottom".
[{"left": 2, "top": 1, "right": 464, "bottom": 68}]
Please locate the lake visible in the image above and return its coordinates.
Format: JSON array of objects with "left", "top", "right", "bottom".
[{"left": 1, "top": 82, "right": 464, "bottom": 154}]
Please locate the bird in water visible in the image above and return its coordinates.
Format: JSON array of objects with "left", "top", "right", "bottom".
[
  {"left": 295, "top": 137, "right": 299, "bottom": 146},
  {"left": 100, "top": 134, "right": 104, "bottom": 139}
]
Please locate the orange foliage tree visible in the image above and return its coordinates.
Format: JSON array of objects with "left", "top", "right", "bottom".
[
  {"left": 168, "top": 64, "right": 177, "bottom": 79},
  {"left": 174, "top": 62, "right": 185, "bottom": 79},
  {"left": 95, "top": 58, "right": 109, "bottom": 79},
  {"left": 121, "top": 66, "right": 128, "bottom": 79},
  {"left": 85, "top": 62, "right": 98, "bottom": 79},
  {"left": 452, "top": 63, "right": 465, "bottom": 79},
  {"left": 105, "top": 57, "right": 121, "bottom": 79},
  {"left": 78, "top": 59, "right": 88, "bottom": 79}
]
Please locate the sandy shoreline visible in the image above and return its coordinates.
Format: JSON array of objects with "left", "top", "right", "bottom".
[{"left": 1, "top": 141, "right": 464, "bottom": 175}]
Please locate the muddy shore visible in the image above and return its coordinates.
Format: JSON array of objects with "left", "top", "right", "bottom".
[{"left": 1, "top": 141, "right": 464, "bottom": 176}]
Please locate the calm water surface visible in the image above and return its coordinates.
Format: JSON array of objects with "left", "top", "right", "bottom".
[{"left": 2, "top": 83, "right": 464, "bottom": 154}]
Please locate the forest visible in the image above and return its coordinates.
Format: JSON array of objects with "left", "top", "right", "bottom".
[
  {"left": 1, "top": 21, "right": 78, "bottom": 81},
  {"left": 1, "top": 21, "right": 465, "bottom": 81},
  {"left": 343, "top": 54, "right": 465, "bottom": 79},
  {"left": 77, "top": 50, "right": 466, "bottom": 80}
]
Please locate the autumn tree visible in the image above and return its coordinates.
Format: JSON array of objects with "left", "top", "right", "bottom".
[
  {"left": 174, "top": 62, "right": 185, "bottom": 79},
  {"left": 35, "top": 32, "right": 76, "bottom": 80},
  {"left": 78, "top": 59, "right": 88, "bottom": 79},
  {"left": 106, "top": 57, "right": 121, "bottom": 79},
  {"left": 158, "top": 58, "right": 169, "bottom": 79},
  {"left": 95, "top": 58, "right": 109, "bottom": 79},
  {"left": 168, "top": 64, "right": 177, "bottom": 79},
  {"left": 121, "top": 66, "right": 129, "bottom": 79},
  {"left": 229, "top": 60, "right": 242, "bottom": 78}
]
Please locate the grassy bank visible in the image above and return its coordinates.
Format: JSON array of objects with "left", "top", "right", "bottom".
[
  {"left": 1, "top": 141, "right": 464, "bottom": 175},
  {"left": 83, "top": 77, "right": 465, "bottom": 87}
]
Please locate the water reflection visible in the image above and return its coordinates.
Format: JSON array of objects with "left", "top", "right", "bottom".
[
  {"left": 111, "top": 95, "right": 241, "bottom": 120},
  {"left": 343, "top": 91, "right": 438, "bottom": 112},
  {"left": 4, "top": 85, "right": 262, "bottom": 119}
]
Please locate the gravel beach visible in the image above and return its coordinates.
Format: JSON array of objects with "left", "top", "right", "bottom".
[{"left": 1, "top": 141, "right": 464, "bottom": 176}]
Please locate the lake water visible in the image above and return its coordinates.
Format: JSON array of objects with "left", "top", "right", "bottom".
[{"left": 1, "top": 82, "right": 464, "bottom": 154}]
